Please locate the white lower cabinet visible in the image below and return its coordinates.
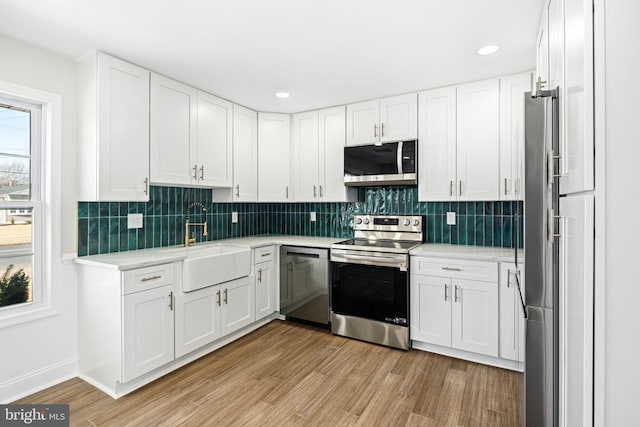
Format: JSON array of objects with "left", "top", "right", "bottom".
[
  {"left": 175, "top": 276, "right": 255, "bottom": 358},
  {"left": 174, "top": 286, "right": 221, "bottom": 358},
  {"left": 254, "top": 246, "right": 277, "bottom": 321},
  {"left": 123, "top": 284, "right": 175, "bottom": 382},
  {"left": 498, "top": 263, "right": 525, "bottom": 362},
  {"left": 78, "top": 262, "right": 178, "bottom": 395},
  {"left": 411, "top": 256, "right": 520, "bottom": 367}
]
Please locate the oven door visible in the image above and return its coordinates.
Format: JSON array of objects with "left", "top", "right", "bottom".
[{"left": 331, "top": 261, "right": 408, "bottom": 326}]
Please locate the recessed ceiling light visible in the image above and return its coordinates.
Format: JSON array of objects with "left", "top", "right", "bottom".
[
  {"left": 477, "top": 45, "right": 500, "bottom": 55},
  {"left": 275, "top": 92, "right": 290, "bottom": 98}
]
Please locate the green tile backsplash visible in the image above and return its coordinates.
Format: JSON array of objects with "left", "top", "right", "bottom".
[{"left": 77, "top": 185, "right": 523, "bottom": 256}]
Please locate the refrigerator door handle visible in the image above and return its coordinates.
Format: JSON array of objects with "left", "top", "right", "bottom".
[
  {"left": 547, "top": 150, "right": 563, "bottom": 184},
  {"left": 548, "top": 208, "right": 563, "bottom": 243}
]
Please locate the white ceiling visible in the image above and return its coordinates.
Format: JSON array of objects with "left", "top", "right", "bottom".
[{"left": 0, "top": 0, "right": 544, "bottom": 113}]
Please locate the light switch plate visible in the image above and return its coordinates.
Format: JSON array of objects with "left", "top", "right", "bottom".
[
  {"left": 446, "top": 211, "right": 456, "bottom": 225},
  {"left": 310, "top": 212, "right": 316, "bottom": 222},
  {"left": 232, "top": 212, "right": 238, "bottom": 223},
  {"left": 127, "top": 213, "right": 143, "bottom": 229}
]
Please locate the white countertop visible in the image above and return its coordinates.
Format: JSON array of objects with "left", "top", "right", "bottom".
[
  {"left": 75, "top": 235, "right": 344, "bottom": 270},
  {"left": 410, "top": 243, "right": 523, "bottom": 263}
]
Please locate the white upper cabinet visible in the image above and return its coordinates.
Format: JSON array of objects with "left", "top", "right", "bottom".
[
  {"left": 456, "top": 79, "right": 500, "bottom": 201},
  {"left": 537, "top": 10, "right": 550, "bottom": 87},
  {"left": 346, "top": 100, "right": 379, "bottom": 146},
  {"left": 560, "top": 0, "right": 594, "bottom": 195},
  {"left": 77, "top": 52, "right": 150, "bottom": 201},
  {"left": 292, "top": 111, "right": 320, "bottom": 201},
  {"left": 232, "top": 105, "right": 258, "bottom": 201},
  {"left": 258, "top": 113, "right": 291, "bottom": 202},
  {"left": 500, "top": 73, "right": 532, "bottom": 201},
  {"left": 196, "top": 91, "right": 233, "bottom": 187},
  {"left": 319, "top": 106, "right": 354, "bottom": 202},
  {"left": 150, "top": 74, "right": 197, "bottom": 186},
  {"left": 346, "top": 94, "right": 417, "bottom": 146},
  {"left": 379, "top": 94, "right": 418, "bottom": 142},
  {"left": 418, "top": 86, "right": 457, "bottom": 201},
  {"left": 292, "top": 106, "right": 355, "bottom": 202}
]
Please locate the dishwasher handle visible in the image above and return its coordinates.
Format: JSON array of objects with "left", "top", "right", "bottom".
[{"left": 286, "top": 251, "right": 320, "bottom": 259}]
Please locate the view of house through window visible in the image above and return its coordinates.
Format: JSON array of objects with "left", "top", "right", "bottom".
[{"left": 0, "top": 102, "right": 36, "bottom": 308}]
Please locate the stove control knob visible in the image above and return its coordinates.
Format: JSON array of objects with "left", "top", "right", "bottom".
[
  {"left": 363, "top": 218, "right": 370, "bottom": 225},
  {"left": 356, "top": 218, "right": 363, "bottom": 224},
  {"left": 403, "top": 218, "right": 410, "bottom": 226},
  {"left": 413, "top": 219, "right": 420, "bottom": 226}
]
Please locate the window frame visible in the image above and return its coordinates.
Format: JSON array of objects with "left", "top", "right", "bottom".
[{"left": 0, "top": 80, "right": 61, "bottom": 327}]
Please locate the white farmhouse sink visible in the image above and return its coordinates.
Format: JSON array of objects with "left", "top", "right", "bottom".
[{"left": 158, "top": 245, "right": 251, "bottom": 292}]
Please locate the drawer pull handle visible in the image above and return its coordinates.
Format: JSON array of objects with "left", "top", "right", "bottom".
[
  {"left": 258, "top": 268, "right": 262, "bottom": 283},
  {"left": 261, "top": 252, "right": 272, "bottom": 257},
  {"left": 444, "top": 284, "right": 449, "bottom": 301},
  {"left": 168, "top": 291, "right": 173, "bottom": 311},
  {"left": 216, "top": 290, "right": 221, "bottom": 306},
  {"left": 454, "top": 285, "right": 459, "bottom": 302},
  {"left": 141, "top": 275, "right": 162, "bottom": 282},
  {"left": 442, "top": 267, "right": 462, "bottom": 272},
  {"left": 224, "top": 289, "right": 228, "bottom": 304}
]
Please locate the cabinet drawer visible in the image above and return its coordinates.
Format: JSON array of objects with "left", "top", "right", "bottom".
[
  {"left": 254, "top": 246, "right": 275, "bottom": 263},
  {"left": 122, "top": 263, "right": 175, "bottom": 295},
  {"left": 411, "top": 256, "right": 498, "bottom": 282}
]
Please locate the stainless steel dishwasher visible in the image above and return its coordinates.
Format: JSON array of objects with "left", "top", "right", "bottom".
[{"left": 279, "top": 246, "right": 330, "bottom": 326}]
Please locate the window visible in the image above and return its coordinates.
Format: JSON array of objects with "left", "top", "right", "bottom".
[{"left": 0, "top": 98, "right": 42, "bottom": 310}]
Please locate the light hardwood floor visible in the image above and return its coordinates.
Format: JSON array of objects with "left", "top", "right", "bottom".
[{"left": 16, "top": 321, "right": 523, "bottom": 426}]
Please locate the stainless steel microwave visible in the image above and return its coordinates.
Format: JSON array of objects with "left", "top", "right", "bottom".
[{"left": 344, "top": 140, "right": 417, "bottom": 186}]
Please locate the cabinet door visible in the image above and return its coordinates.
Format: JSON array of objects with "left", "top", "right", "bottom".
[
  {"left": 232, "top": 105, "right": 258, "bottom": 201},
  {"left": 499, "top": 264, "right": 526, "bottom": 362},
  {"left": 456, "top": 79, "right": 500, "bottom": 201},
  {"left": 220, "top": 276, "right": 255, "bottom": 336},
  {"left": 346, "top": 100, "right": 379, "bottom": 146},
  {"left": 255, "top": 260, "right": 276, "bottom": 321},
  {"left": 258, "top": 113, "right": 291, "bottom": 201},
  {"left": 196, "top": 91, "right": 233, "bottom": 187},
  {"left": 292, "top": 111, "right": 320, "bottom": 201},
  {"left": 150, "top": 74, "right": 197, "bottom": 186},
  {"left": 379, "top": 93, "right": 418, "bottom": 143},
  {"left": 559, "top": 194, "right": 594, "bottom": 426},
  {"left": 319, "top": 106, "right": 350, "bottom": 202},
  {"left": 560, "top": 0, "right": 594, "bottom": 195},
  {"left": 410, "top": 275, "right": 452, "bottom": 347},
  {"left": 174, "top": 286, "right": 221, "bottom": 358},
  {"left": 451, "top": 279, "right": 499, "bottom": 356},
  {"left": 417, "top": 87, "right": 457, "bottom": 201},
  {"left": 536, "top": 7, "right": 549, "bottom": 87},
  {"left": 96, "top": 53, "right": 150, "bottom": 201},
  {"left": 500, "top": 73, "right": 532, "bottom": 201},
  {"left": 122, "top": 285, "right": 174, "bottom": 382}
]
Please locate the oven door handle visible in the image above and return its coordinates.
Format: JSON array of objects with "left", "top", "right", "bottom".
[{"left": 336, "top": 253, "right": 407, "bottom": 270}]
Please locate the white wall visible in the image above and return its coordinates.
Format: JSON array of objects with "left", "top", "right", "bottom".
[
  {"left": 0, "top": 35, "right": 78, "bottom": 402},
  {"left": 601, "top": 0, "right": 640, "bottom": 424}
]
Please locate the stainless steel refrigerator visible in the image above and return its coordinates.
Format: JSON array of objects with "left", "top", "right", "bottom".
[{"left": 523, "top": 86, "right": 559, "bottom": 427}]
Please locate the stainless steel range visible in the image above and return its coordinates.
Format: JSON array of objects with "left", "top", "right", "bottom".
[{"left": 330, "top": 215, "right": 423, "bottom": 350}]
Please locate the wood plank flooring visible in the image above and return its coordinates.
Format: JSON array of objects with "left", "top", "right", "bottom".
[{"left": 16, "top": 320, "right": 523, "bottom": 426}]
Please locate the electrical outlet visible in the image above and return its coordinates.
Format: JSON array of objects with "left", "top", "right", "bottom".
[
  {"left": 232, "top": 212, "right": 238, "bottom": 223},
  {"left": 446, "top": 211, "right": 456, "bottom": 225},
  {"left": 127, "top": 213, "right": 143, "bottom": 229},
  {"left": 310, "top": 212, "right": 316, "bottom": 222}
]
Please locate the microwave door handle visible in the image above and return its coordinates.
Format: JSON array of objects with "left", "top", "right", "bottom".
[{"left": 397, "top": 141, "right": 403, "bottom": 174}]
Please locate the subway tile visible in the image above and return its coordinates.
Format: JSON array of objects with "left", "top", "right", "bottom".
[
  {"left": 458, "top": 216, "right": 467, "bottom": 245},
  {"left": 88, "top": 203, "right": 99, "bottom": 218},
  {"left": 88, "top": 218, "right": 99, "bottom": 255},
  {"left": 119, "top": 218, "right": 129, "bottom": 251},
  {"left": 475, "top": 216, "right": 484, "bottom": 246},
  {"left": 466, "top": 216, "right": 476, "bottom": 246},
  {"left": 78, "top": 202, "right": 89, "bottom": 219},
  {"left": 128, "top": 229, "right": 137, "bottom": 251},
  {"left": 99, "top": 218, "right": 109, "bottom": 254},
  {"left": 77, "top": 219, "right": 88, "bottom": 256}
]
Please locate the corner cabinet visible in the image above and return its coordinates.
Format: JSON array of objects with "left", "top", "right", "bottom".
[
  {"left": 258, "top": 113, "right": 291, "bottom": 201},
  {"left": 346, "top": 94, "right": 417, "bottom": 146},
  {"left": 77, "top": 52, "right": 150, "bottom": 201},
  {"left": 232, "top": 105, "right": 258, "bottom": 201}
]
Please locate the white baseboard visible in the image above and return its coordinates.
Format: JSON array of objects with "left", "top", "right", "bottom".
[
  {"left": 412, "top": 341, "right": 524, "bottom": 372},
  {"left": 0, "top": 357, "right": 78, "bottom": 404}
]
